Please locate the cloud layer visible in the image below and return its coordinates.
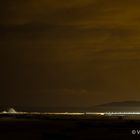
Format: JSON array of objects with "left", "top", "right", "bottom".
[{"left": 1, "top": 0, "right": 140, "bottom": 107}]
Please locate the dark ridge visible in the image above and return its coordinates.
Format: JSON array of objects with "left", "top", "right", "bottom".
[
  {"left": 96, "top": 101, "right": 140, "bottom": 107},
  {"left": 91, "top": 101, "right": 140, "bottom": 112}
]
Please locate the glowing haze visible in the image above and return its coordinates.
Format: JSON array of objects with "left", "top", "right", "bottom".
[{"left": 1, "top": 0, "right": 140, "bottom": 110}]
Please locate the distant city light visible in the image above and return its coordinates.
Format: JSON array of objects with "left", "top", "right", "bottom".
[
  {"left": 1, "top": 111, "right": 140, "bottom": 116},
  {"left": 104, "top": 112, "right": 140, "bottom": 116}
]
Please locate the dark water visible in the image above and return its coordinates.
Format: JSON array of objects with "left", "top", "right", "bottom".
[{"left": 0, "top": 114, "right": 140, "bottom": 140}]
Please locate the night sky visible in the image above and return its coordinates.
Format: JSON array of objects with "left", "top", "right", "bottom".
[{"left": 1, "top": 0, "right": 140, "bottom": 109}]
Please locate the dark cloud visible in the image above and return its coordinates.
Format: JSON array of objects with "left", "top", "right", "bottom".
[{"left": 1, "top": 0, "right": 140, "bottom": 108}]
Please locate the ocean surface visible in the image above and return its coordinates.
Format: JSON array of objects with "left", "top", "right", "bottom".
[{"left": 0, "top": 112, "right": 140, "bottom": 140}]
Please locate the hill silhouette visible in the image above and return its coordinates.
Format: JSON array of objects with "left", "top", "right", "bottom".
[{"left": 92, "top": 101, "right": 140, "bottom": 112}]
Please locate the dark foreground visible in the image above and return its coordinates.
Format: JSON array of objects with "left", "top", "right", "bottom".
[{"left": 0, "top": 113, "right": 140, "bottom": 140}]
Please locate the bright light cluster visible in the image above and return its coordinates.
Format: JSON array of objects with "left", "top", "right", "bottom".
[{"left": 105, "top": 112, "right": 140, "bottom": 115}]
